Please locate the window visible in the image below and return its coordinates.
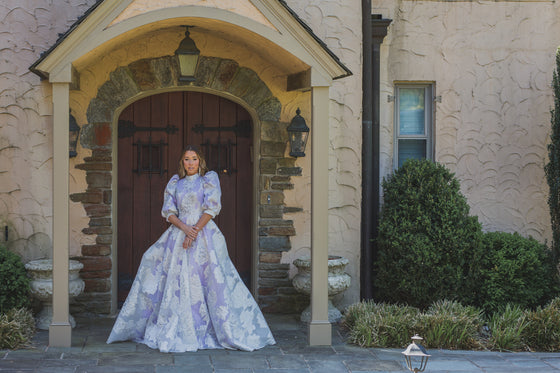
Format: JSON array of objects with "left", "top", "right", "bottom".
[{"left": 394, "top": 84, "right": 433, "bottom": 168}]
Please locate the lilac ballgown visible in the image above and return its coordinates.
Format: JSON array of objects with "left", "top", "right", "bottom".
[{"left": 107, "top": 171, "right": 276, "bottom": 352}]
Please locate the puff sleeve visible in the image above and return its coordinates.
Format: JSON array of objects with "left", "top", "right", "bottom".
[
  {"left": 161, "top": 174, "right": 180, "bottom": 221},
  {"left": 202, "top": 171, "right": 222, "bottom": 218}
]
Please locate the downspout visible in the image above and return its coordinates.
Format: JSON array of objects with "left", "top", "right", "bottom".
[
  {"left": 361, "top": 7, "right": 391, "bottom": 300},
  {"left": 360, "top": 0, "right": 374, "bottom": 300}
]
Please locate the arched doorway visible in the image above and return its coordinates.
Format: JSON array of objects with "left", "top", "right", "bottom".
[{"left": 117, "top": 91, "right": 253, "bottom": 303}]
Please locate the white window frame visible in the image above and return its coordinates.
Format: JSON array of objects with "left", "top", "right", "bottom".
[{"left": 393, "top": 83, "right": 434, "bottom": 169}]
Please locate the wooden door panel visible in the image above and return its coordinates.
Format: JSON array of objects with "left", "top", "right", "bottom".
[
  {"left": 131, "top": 97, "right": 152, "bottom": 276},
  {"left": 118, "top": 92, "right": 253, "bottom": 302},
  {"left": 117, "top": 105, "right": 134, "bottom": 299}
]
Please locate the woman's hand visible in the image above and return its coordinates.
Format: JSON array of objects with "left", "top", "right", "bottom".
[
  {"left": 185, "top": 225, "right": 199, "bottom": 240},
  {"left": 183, "top": 236, "right": 193, "bottom": 249},
  {"left": 182, "top": 225, "right": 199, "bottom": 249}
]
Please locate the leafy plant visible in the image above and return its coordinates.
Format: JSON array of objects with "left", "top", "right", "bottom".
[
  {"left": 0, "top": 308, "right": 35, "bottom": 349},
  {"left": 522, "top": 297, "right": 560, "bottom": 351},
  {"left": 479, "top": 232, "right": 559, "bottom": 314},
  {"left": 0, "top": 245, "right": 30, "bottom": 313},
  {"left": 418, "top": 300, "right": 483, "bottom": 350},
  {"left": 344, "top": 298, "right": 560, "bottom": 351},
  {"left": 375, "top": 159, "right": 484, "bottom": 308},
  {"left": 487, "top": 304, "right": 528, "bottom": 351},
  {"left": 343, "top": 301, "right": 420, "bottom": 348},
  {"left": 545, "top": 48, "right": 560, "bottom": 263}
]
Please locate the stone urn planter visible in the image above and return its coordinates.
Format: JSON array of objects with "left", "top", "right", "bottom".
[
  {"left": 25, "top": 259, "right": 85, "bottom": 330},
  {"left": 292, "top": 255, "right": 351, "bottom": 323}
]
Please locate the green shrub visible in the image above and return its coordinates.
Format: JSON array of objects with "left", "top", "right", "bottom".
[
  {"left": 0, "top": 308, "right": 35, "bottom": 349},
  {"left": 522, "top": 297, "right": 560, "bottom": 351},
  {"left": 479, "top": 232, "right": 559, "bottom": 314},
  {"left": 418, "top": 300, "right": 483, "bottom": 350},
  {"left": 545, "top": 49, "right": 560, "bottom": 263},
  {"left": 0, "top": 245, "right": 30, "bottom": 313},
  {"left": 487, "top": 304, "right": 528, "bottom": 351},
  {"left": 375, "top": 159, "right": 484, "bottom": 308},
  {"left": 342, "top": 301, "right": 421, "bottom": 348}
]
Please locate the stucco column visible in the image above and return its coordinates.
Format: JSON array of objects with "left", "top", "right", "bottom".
[
  {"left": 50, "top": 81, "right": 72, "bottom": 347},
  {"left": 308, "top": 85, "right": 331, "bottom": 346}
]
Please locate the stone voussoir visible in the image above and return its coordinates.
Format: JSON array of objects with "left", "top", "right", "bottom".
[
  {"left": 95, "top": 234, "right": 113, "bottom": 245},
  {"left": 84, "top": 204, "right": 111, "bottom": 218},
  {"left": 259, "top": 236, "right": 291, "bottom": 252},
  {"left": 81, "top": 244, "right": 111, "bottom": 256},
  {"left": 259, "top": 205, "right": 284, "bottom": 219},
  {"left": 82, "top": 226, "right": 113, "bottom": 235},
  {"left": 75, "top": 256, "right": 112, "bottom": 272},
  {"left": 258, "top": 263, "right": 290, "bottom": 270},
  {"left": 75, "top": 162, "right": 112, "bottom": 171},
  {"left": 259, "top": 252, "right": 282, "bottom": 263},
  {"left": 277, "top": 167, "right": 302, "bottom": 176},
  {"left": 69, "top": 191, "right": 103, "bottom": 204}
]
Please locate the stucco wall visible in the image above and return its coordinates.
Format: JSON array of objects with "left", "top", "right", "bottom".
[
  {"left": 0, "top": 0, "right": 98, "bottom": 262},
  {"left": 375, "top": 0, "right": 560, "bottom": 242},
  {"left": 282, "top": 0, "right": 363, "bottom": 309}
]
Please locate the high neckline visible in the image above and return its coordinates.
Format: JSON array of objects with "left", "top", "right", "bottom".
[{"left": 184, "top": 173, "right": 200, "bottom": 181}]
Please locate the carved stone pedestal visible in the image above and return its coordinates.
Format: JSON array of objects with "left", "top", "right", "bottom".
[
  {"left": 292, "top": 255, "right": 351, "bottom": 323},
  {"left": 25, "top": 259, "right": 85, "bottom": 330}
]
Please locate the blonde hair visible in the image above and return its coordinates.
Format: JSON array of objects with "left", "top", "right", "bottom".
[{"left": 178, "top": 145, "right": 208, "bottom": 178}]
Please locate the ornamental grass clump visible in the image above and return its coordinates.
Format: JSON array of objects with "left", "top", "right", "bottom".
[
  {"left": 487, "top": 304, "right": 528, "bottom": 351},
  {"left": 0, "top": 308, "right": 35, "bottom": 350},
  {"left": 343, "top": 301, "right": 420, "bottom": 348},
  {"left": 521, "top": 297, "right": 560, "bottom": 351},
  {"left": 418, "top": 300, "right": 484, "bottom": 350},
  {"left": 0, "top": 245, "right": 35, "bottom": 349}
]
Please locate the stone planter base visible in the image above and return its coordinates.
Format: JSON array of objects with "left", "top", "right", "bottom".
[
  {"left": 292, "top": 255, "right": 351, "bottom": 323},
  {"left": 299, "top": 300, "right": 344, "bottom": 324},
  {"left": 25, "top": 259, "right": 85, "bottom": 330}
]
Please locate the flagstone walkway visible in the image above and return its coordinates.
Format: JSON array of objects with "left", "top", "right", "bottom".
[{"left": 2, "top": 314, "right": 560, "bottom": 372}]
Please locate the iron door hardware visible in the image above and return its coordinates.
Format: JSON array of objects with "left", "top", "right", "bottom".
[
  {"left": 118, "top": 119, "right": 179, "bottom": 138},
  {"left": 193, "top": 120, "right": 251, "bottom": 138}
]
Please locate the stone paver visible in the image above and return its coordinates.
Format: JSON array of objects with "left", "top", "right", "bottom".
[{"left": 2, "top": 314, "right": 560, "bottom": 372}]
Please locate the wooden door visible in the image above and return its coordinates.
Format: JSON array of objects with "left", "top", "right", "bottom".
[{"left": 117, "top": 92, "right": 253, "bottom": 303}]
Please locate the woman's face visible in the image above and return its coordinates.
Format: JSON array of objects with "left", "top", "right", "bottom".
[{"left": 183, "top": 150, "right": 200, "bottom": 176}]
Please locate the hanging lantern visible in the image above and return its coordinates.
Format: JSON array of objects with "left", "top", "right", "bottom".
[
  {"left": 287, "top": 108, "right": 310, "bottom": 158},
  {"left": 69, "top": 113, "right": 80, "bottom": 158},
  {"left": 175, "top": 26, "right": 200, "bottom": 82}
]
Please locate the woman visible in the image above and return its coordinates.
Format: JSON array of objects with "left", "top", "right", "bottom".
[{"left": 107, "top": 145, "right": 275, "bottom": 352}]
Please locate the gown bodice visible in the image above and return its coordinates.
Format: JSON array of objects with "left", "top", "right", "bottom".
[{"left": 162, "top": 172, "right": 221, "bottom": 226}]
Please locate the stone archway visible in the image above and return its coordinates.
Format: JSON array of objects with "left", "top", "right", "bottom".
[{"left": 70, "top": 55, "right": 307, "bottom": 315}]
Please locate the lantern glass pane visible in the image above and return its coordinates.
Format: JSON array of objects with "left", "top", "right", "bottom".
[
  {"left": 178, "top": 54, "right": 198, "bottom": 77},
  {"left": 301, "top": 131, "right": 309, "bottom": 148},
  {"left": 290, "top": 133, "right": 303, "bottom": 152}
]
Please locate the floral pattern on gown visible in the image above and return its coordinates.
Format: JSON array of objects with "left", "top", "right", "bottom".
[{"left": 107, "top": 171, "right": 276, "bottom": 352}]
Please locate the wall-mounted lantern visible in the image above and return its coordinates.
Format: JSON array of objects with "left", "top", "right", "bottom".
[
  {"left": 287, "top": 108, "right": 309, "bottom": 157},
  {"left": 69, "top": 113, "right": 80, "bottom": 158},
  {"left": 402, "top": 335, "right": 430, "bottom": 373},
  {"left": 175, "top": 26, "right": 200, "bottom": 82}
]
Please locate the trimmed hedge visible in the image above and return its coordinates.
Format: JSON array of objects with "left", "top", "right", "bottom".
[
  {"left": 375, "top": 159, "right": 559, "bottom": 314},
  {"left": 375, "top": 159, "right": 484, "bottom": 309},
  {"left": 0, "top": 245, "right": 30, "bottom": 313},
  {"left": 479, "top": 232, "right": 559, "bottom": 314}
]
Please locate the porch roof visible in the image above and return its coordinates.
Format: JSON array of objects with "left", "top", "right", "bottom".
[{"left": 29, "top": 0, "right": 352, "bottom": 83}]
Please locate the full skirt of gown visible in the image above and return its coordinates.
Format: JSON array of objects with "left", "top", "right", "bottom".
[{"left": 106, "top": 174, "right": 275, "bottom": 352}]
